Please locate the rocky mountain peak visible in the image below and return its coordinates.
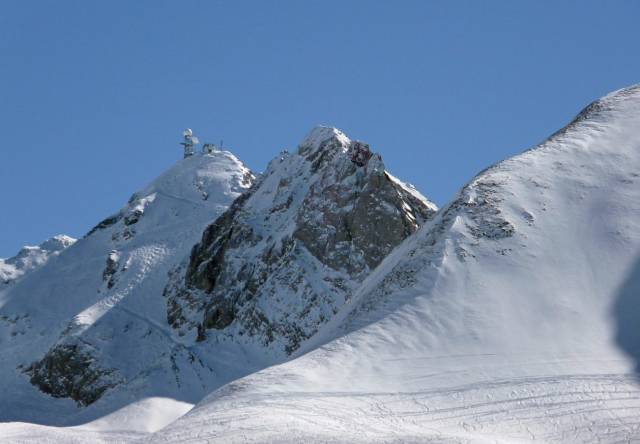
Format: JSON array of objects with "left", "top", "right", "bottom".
[
  {"left": 297, "top": 126, "right": 350, "bottom": 156},
  {"left": 166, "top": 126, "right": 438, "bottom": 354},
  {"left": 296, "top": 125, "right": 382, "bottom": 173}
]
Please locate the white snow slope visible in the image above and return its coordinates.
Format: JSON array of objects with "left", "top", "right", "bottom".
[
  {"left": 149, "top": 85, "right": 640, "bottom": 443},
  {"left": 0, "top": 151, "right": 253, "bottom": 438}
]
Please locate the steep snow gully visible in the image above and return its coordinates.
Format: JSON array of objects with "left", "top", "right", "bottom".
[{"left": 2, "top": 84, "right": 640, "bottom": 443}]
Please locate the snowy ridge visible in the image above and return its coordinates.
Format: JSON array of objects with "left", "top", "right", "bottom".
[
  {"left": 299, "top": 125, "right": 351, "bottom": 152},
  {"left": 0, "top": 235, "right": 75, "bottom": 286},
  {"left": 385, "top": 171, "right": 437, "bottom": 212},
  {"left": 151, "top": 85, "right": 640, "bottom": 443}
]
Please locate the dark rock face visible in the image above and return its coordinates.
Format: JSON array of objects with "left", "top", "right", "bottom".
[
  {"left": 123, "top": 209, "right": 143, "bottom": 226},
  {"left": 166, "top": 127, "right": 437, "bottom": 354},
  {"left": 26, "top": 344, "right": 119, "bottom": 406},
  {"left": 350, "top": 141, "right": 372, "bottom": 166},
  {"left": 102, "top": 250, "right": 119, "bottom": 289},
  {"left": 86, "top": 214, "right": 121, "bottom": 237},
  {"left": 463, "top": 180, "right": 515, "bottom": 240},
  {"left": 291, "top": 161, "right": 426, "bottom": 273},
  {"left": 185, "top": 189, "right": 256, "bottom": 294}
]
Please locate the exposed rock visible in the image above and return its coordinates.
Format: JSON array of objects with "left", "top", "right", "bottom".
[
  {"left": 86, "top": 214, "right": 121, "bottom": 236},
  {"left": 166, "top": 127, "right": 438, "bottom": 353},
  {"left": 123, "top": 209, "right": 143, "bottom": 226},
  {"left": 102, "top": 250, "right": 119, "bottom": 289},
  {"left": 25, "top": 344, "right": 119, "bottom": 406}
]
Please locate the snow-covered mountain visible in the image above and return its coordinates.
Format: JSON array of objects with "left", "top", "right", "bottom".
[
  {"left": 3, "top": 84, "right": 640, "bottom": 443},
  {"left": 150, "top": 86, "right": 640, "bottom": 443},
  {"left": 0, "top": 128, "right": 437, "bottom": 441},
  {"left": 0, "top": 150, "right": 253, "bottom": 430},
  {"left": 0, "top": 235, "right": 76, "bottom": 286}
]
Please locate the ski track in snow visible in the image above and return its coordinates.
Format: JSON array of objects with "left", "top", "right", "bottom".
[
  {"left": 5, "top": 370, "right": 638, "bottom": 443},
  {"left": 147, "top": 374, "right": 640, "bottom": 443}
]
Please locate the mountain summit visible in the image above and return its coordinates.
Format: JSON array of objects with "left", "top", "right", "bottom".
[{"left": 166, "top": 126, "right": 437, "bottom": 354}]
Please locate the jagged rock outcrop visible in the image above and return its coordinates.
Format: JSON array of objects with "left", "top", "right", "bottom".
[
  {"left": 102, "top": 250, "right": 119, "bottom": 289},
  {"left": 166, "top": 127, "right": 437, "bottom": 353},
  {"left": 25, "top": 344, "right": 119, "bottom": 407}
]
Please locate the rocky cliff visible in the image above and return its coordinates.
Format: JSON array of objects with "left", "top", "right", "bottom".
[{"left": 166, "top": 127, "right": 437, "bottom": 354}]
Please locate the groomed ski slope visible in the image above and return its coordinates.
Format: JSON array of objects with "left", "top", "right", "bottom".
[{"left": 149, "top": 85, "right": 640, "bottom": 443}]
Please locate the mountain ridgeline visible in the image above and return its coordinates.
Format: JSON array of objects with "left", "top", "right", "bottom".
[
  {"left": 2, "top": 85, "right": 640, "bottom": 443},
  {"left": 0, "top": 235, "right": 76, "bottom": 287},
  {"left": 0, "top": 127, "right": 436, "bottom": 417},
  {"left": 148, "top": 85, "right": 640, "bottom": 444}
]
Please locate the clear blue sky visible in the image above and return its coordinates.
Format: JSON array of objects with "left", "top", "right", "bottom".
[{"left": 1, "top": 1, "right": 639, "bottom": 257}]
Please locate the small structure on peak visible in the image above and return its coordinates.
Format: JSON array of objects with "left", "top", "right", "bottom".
[
  {"left": 349, "top": 141, "right": 372, "bottom": 167},
  {"left": 202, "top": 143, "right": 218, "bottom": 154},
  {"left": 180, "top": 128, "right": 199, "bottom": 158}
]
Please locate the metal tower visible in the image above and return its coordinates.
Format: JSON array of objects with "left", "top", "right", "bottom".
[{"left": 180, "top": 128, "right": 199, "bottom": 158}]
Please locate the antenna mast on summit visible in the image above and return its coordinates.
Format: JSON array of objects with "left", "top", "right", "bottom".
[{"left": 180, "top": 128, "right": 199, "bottom": 158}]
